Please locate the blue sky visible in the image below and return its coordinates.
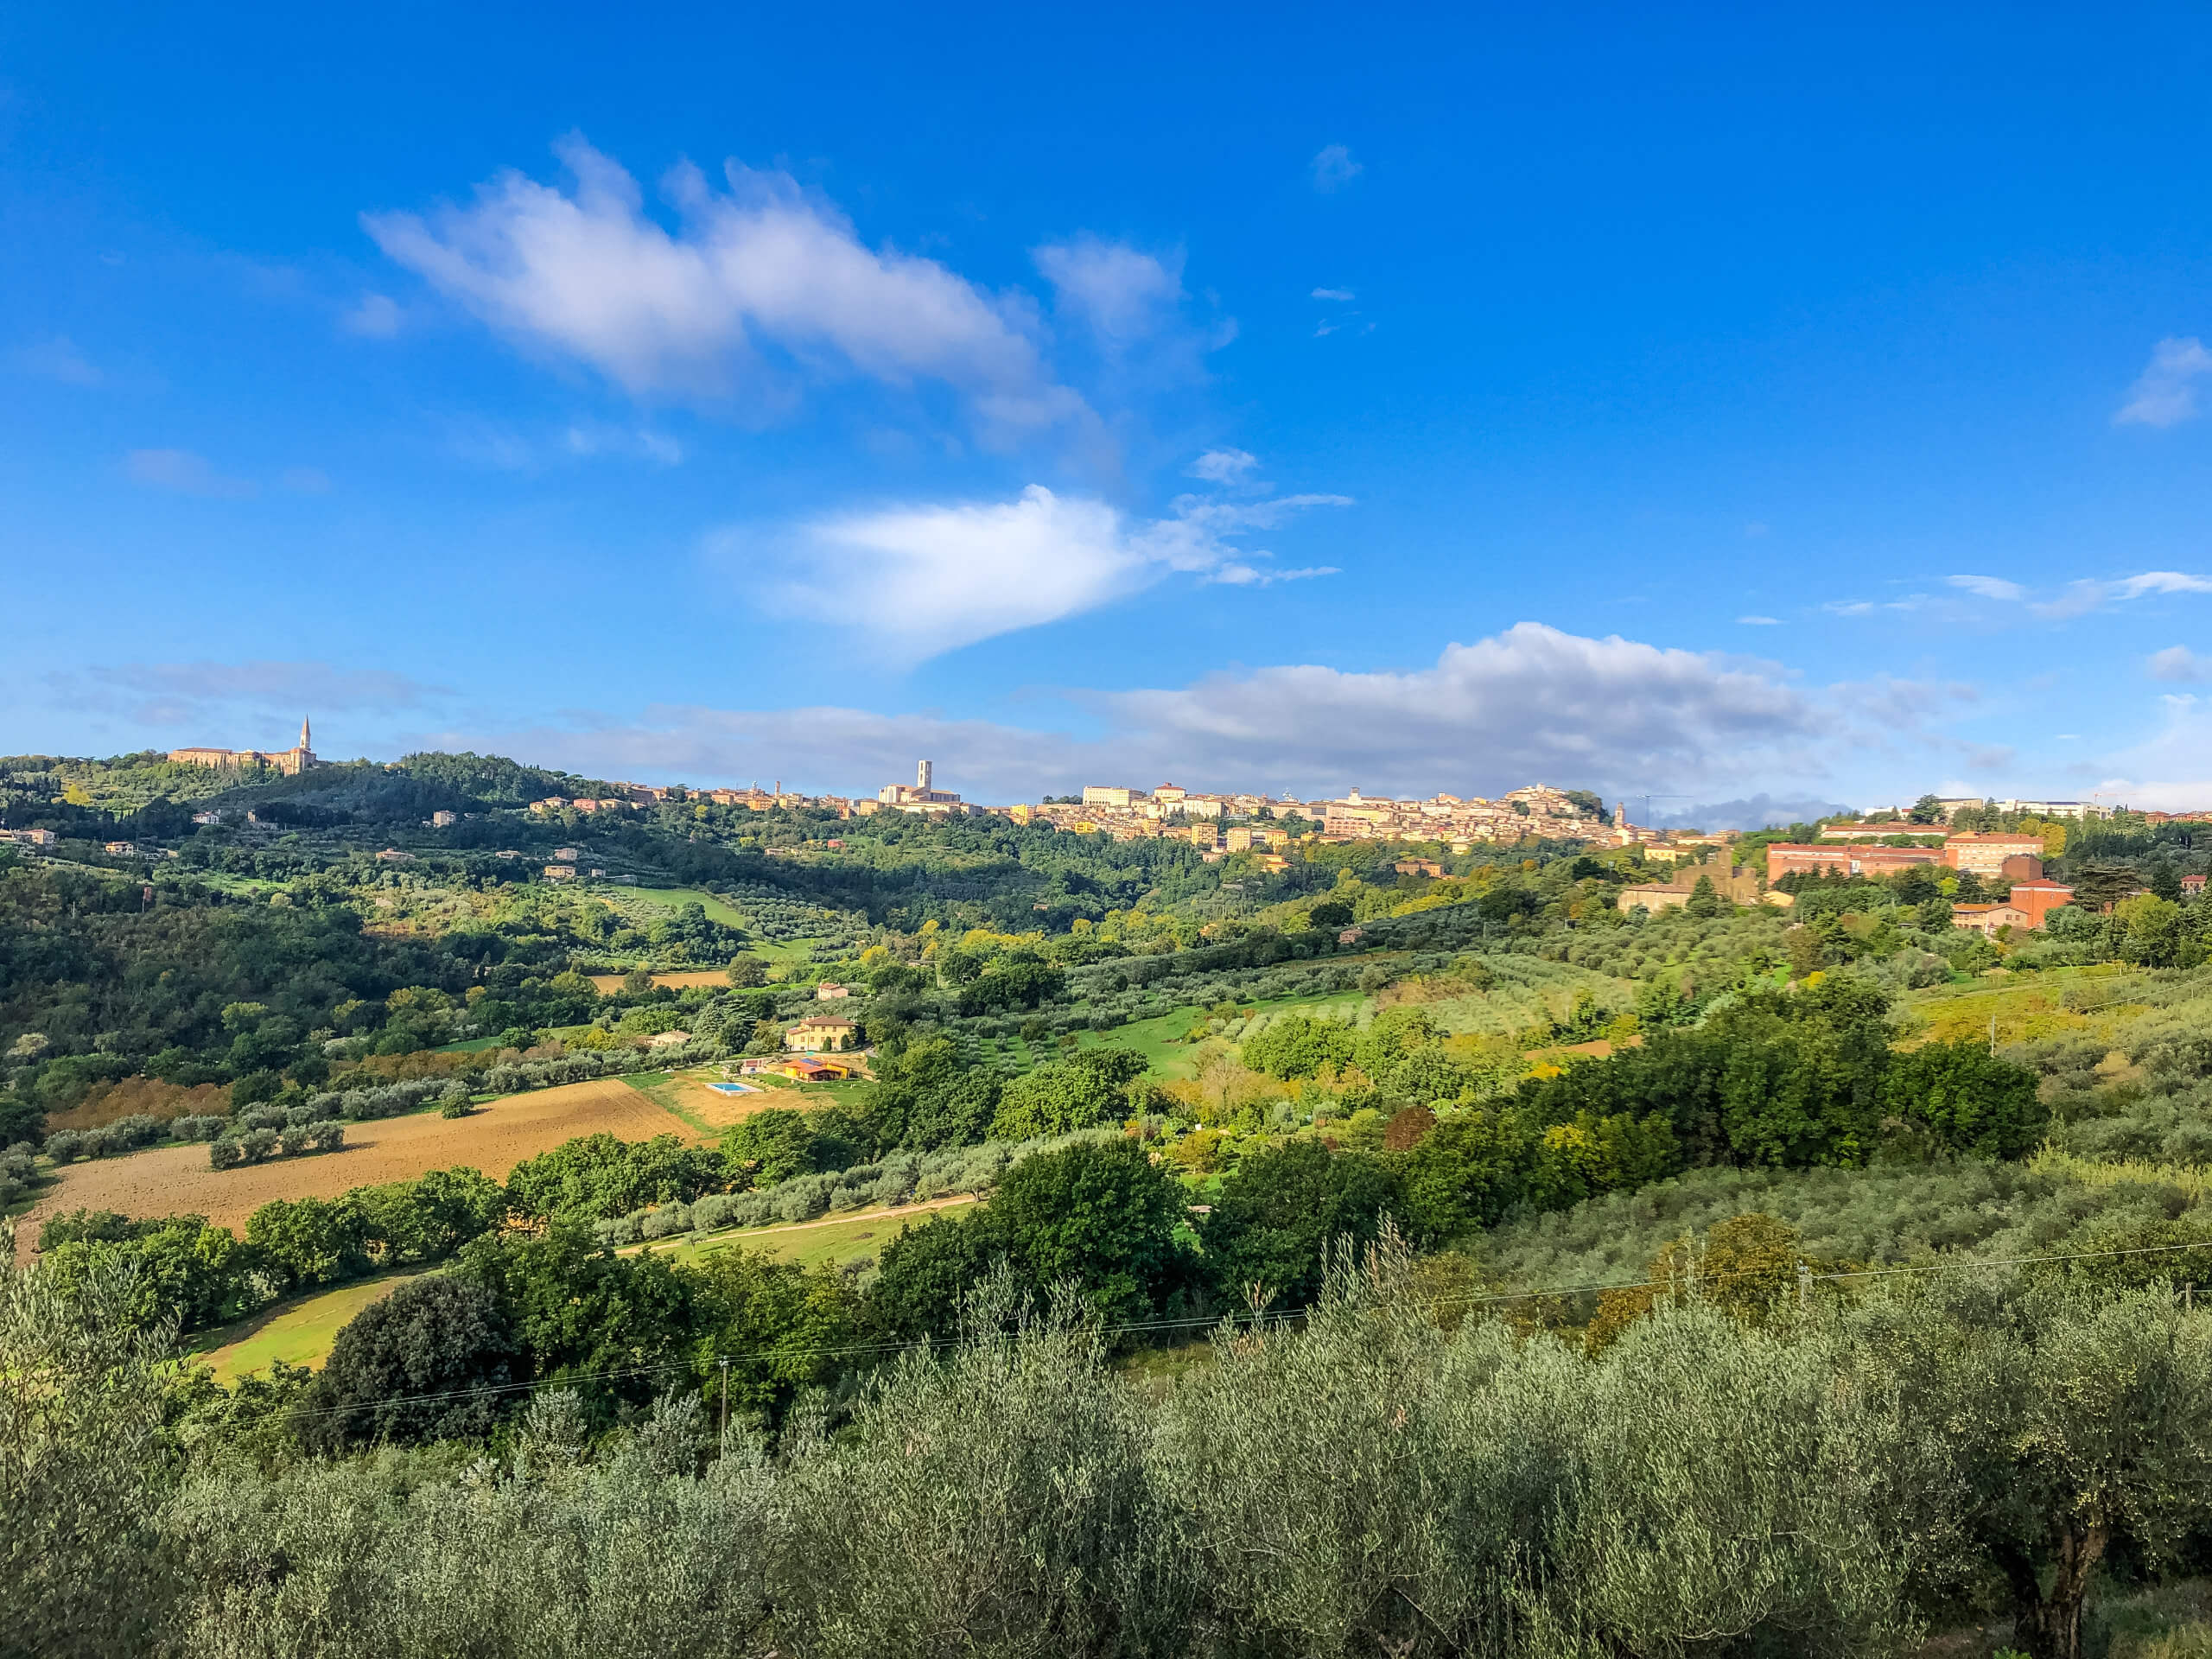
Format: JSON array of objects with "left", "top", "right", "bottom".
[{"left": 8, "top": 4, "right": 2212, "bottom": 819}]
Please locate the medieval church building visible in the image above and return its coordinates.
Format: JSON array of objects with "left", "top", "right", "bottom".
[{"left": 168, "top": 717, "right": 320, "bottom": 777}]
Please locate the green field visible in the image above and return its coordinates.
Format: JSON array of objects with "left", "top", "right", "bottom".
[
  {"left": 1075, "top": 987, "right": 1370, "bottom": 1079},
  {"left": 619, "top": 887, "right": 824, "bottom": 964},
  {"left": 639, "top": 1198, "right": 978, "bottom": 1272},
  {"left": 626, "top": 885, "right": 749, "bottom": 927},
  {"left": 193, "top": 1273, "right": 420, "bottom": 1382}
]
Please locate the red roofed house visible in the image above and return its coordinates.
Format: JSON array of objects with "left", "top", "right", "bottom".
[
  {"left": 786, "top": 1015, "right": 857, "bottom": 1053},
  {"left": 1953, "top": 902, "right": 2031, "bottom": 938}
]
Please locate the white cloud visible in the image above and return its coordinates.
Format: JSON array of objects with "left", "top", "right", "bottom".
[
  {"left": 1311, "top": 144, "right": 1363, "bottom": 193},
  {"left": 1186, "top": 448, "right": 1260, "bottom": 482},
  {"left": 2149, "top": 645, "right": 2212, "bottom": 682},
  {"left": 1737, "top": 615, "right": 1781, "bottom": 626},
  {"left": 1311, "top": 287, "right": 1354, "bottom": 302},
  {"left": 124, "top": 448, "right": 257, "bottom": 499},
  {"left": 1032, "top": 237, "right": 1183, "bottom": 347},
  {"left": 342, "top": 294, "right": 404, "bottom": 338},
  {"left": 435, "top": 624, "right": 1832, "bottom": 803},
  {"left": 2116, "top": 336, "right": 2212, "bottom": 428},
  {"left": 1100, "top": 623, "right": 1827, "bottom": 798},
  {"left": 1947, "top": 574, "right": 2026, "bottom": 601},
  {"left": 745, "top": 481, "right": 1351, "bottom": 662},
  {"left": 16, "top": 335, "right": 102, "bottom": 386},
  {"left": 367, "top": 134, "right": 1084, "bottom": 437},
  {"left": 279, "top": 467, "right": 332, "bottom": 494},
  {"left": 2114, "top": 571, "right": 2212, "bottom": 598}
]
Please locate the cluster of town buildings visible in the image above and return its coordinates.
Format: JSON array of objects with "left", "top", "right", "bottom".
[
  {"left": 1004, "top": 779, "right": 1657, "bottom": 856},
  {"left": 1757, "top": 831, "right": 2077, "bottom": 936}
]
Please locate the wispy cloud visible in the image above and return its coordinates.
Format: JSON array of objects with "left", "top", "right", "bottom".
[
  {"left": 1947, "top": 569, "right": 2212, "bottom": 620},
  {"left": 1310, "top": 144, "right": 1363, "bottom": 193},
  {"left": 1032, "top": 237, "right": 1183, "bottom": 350},
  {"left": 731, "top": 480, "right": 1352, "bottom": 663},
  {"left": 368, "top": 134, "right": 1086, "bottom": 441},
  {"left": 2149, "top": 645, "right": 2212, "bottom": 683},
  {"left": 1947, "top": 574, "right": 2025, "bottom": 602},
  {"left": 564, "top": 423, "right": 686, "bottom": 466},
  {"left": 15, "top": 335, "right": 103, "bottom": 386},
  {"left": 1186, "top": 448, "right": 1260, "bottom": 483},
  {"left": 342, "top": 294, "right": 404, "bottom": 338},
  {"left": 49, "top": 659, "right": 452, "bottom": 731},
  {"left": 1737, "top": 615, "right": 1782, "bottom": 626},
  {"left": 1311, "top": 287, "right": 1354, "bottom": 302},
  {"left": 2116, "top": 335, "right": 2212, "bottom": 428},
  {"left": 124, "top": 448, "right": 257, "bottom": 499}
]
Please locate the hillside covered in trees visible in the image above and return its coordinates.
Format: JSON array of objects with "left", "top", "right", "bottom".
[{"left": 16, "top": 753, "right": 2212, "bottom": 1654}]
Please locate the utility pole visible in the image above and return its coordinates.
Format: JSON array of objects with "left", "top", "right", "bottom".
[
  {"left": 1798, "top": 1262, "right": 1811, "bottom": 1308},
  {"left": 718, "top": 1357, "right": 730, "bottom": 1444}
]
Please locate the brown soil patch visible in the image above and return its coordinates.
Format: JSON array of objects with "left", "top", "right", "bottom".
[
  {"left": 47, "top": 1077, "right": 232, "bottom": 1131},
  {"left": 585, "top": 969, "right": 736, "bottom": 995},
  {"left": 20, "top": 1078, "right": 696, "bottom": 1246},
  {"left": 629, "top": 1069, "right": 815, "bottom": 1131}
]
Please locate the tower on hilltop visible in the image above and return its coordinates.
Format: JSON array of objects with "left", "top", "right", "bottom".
[
  {"left": 918, "top": 759, "right": 933, "bottom": 790},
  {"left": 168, "top": 714, "right": 318, "bottom": 778}
]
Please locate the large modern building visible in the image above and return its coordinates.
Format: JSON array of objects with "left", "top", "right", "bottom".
[
  {"left": 169, "top": 717, "right": 319, "bottom": 777},
  {"left": 1942, "top": 833, "right": 2048, "bottom": 877}
]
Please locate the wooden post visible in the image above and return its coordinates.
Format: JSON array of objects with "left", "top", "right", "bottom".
[{"left": 719, "top": 1357, "right": 730, "bottom": 1444}]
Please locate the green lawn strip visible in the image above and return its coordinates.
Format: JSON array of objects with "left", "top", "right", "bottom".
[
  {"left": 1075, "top": 987, "right": 1376, "bottom": 1079},
  {"left": 623, "top": 885, "right": 751, "bottom": 929},
  {"left": 632, "top": 1196, "right": 980, "bottom": 1273},
  {"left": 1071, "top": 1005, "right": 1209, "bottom": 1078},
  {"left": 620, "top": 887, "right": 830, "bottom": 965},
  {"left": 191, "top": 1272, "right": 423, "bottom": 1383},
  {"left": 616, "top": 1069, "right": 722, "bottom": 1136},
  {"left": 431, "top": 1034, "right": 504, "bottom": 1054}
]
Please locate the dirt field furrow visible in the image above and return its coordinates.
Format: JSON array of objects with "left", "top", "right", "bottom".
[{"left": 19, "top": 1077, "right": 696, "bottom": 1243}]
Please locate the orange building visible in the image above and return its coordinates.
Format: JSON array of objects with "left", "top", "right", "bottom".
[
  {"left": 1942, "top": 833, "right": 2047, "bottom": 876},
  {"left": 2006, "top": 880, "right": 2075, "bottom": 929}
]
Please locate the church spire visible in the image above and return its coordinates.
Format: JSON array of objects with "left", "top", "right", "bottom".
[{"left": 299, "top": 715, "right": 311, "bottom": 752}]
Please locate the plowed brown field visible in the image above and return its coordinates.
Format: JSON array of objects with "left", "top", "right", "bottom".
[{"left": 19, "top": 1078, "right": 696, "bottom": 1247}]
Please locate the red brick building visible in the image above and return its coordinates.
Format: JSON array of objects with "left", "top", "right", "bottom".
[
  {"left": 2006, "top": 880, "right": 2075, "bottom": 929},
  {"left": 1765, "top": 842, "right": 1942, "bottom": 880}
]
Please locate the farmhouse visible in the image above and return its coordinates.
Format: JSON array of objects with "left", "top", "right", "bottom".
[
  {"left": 787, "top": 1015, "right": 857, "bottom": 1052},
  {"left": 773, "top": 1057, "right": 855, "bottom": 1082},
  {"left": 1952, "top": 902, "right": 2031, "bottom": 938}
]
